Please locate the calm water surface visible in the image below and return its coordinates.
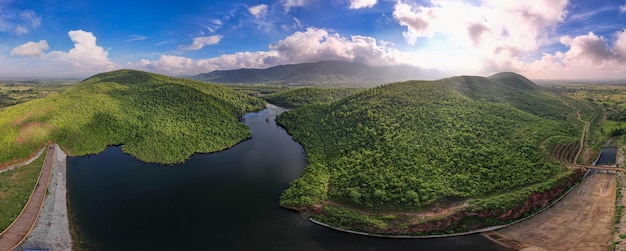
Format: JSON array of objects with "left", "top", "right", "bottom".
[
  {"left": 596, "top": 147, "right": 618, "bottom": 165},
  {"left": 67, "top": 104, "right": 500, "bottom": 250}
]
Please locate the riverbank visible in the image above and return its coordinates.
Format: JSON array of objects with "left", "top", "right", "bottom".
[{"left": 16, "top": 144, "right": 72, "bottom": 251}]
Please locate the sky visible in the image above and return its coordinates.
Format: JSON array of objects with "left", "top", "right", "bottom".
[{"left": 1, "top": 0, "right": 626, "bottom": 79}]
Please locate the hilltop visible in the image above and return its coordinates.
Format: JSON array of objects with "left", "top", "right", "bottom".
[
  {"left": 278, "top": 72, "right": 593, "bottom": 234},
  {"left": 193, "top": 61, "right": 447, "bottom": 86},
  {"left": 0, "top": 70, "right": 265, "bottom": 165}
]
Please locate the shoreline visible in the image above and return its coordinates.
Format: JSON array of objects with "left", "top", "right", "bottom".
[
  {"left": 16, "top": 144, "right": 72, "bottom": 251},
  {"left": 305, "top": 169, "right": 590, "bottom": 239}
]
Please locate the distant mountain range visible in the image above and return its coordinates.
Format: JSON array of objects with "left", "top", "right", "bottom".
[{"left": 192, "top": 61, "right": 448, "bottom": 86}]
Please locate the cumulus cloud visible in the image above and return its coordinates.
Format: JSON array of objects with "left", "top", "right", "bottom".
[
  {"left": 10, "top": 30, "right": 117, "bottom": 76},
  {"left": 282, "top": 0, "right": 305, "bottom": 12},
  {"left": 136, "top": 27, "right": 410, "bottom": 75},
  {"left": 521, "top": 30, "right": 626, "bottom": 79},
  {"left": 348, "top": 0, "right": 378, "bottom": 9},
  {"left": 248, "top": 4, "right": 269, "bottom": 18},
  {"left": 181, "top": 35, "right": 222, "bottom": 51},
  {"left": 47, "top": 30, "right": 116, "bottom": 71},
  {"left": 11, "top": 40, "right": 48, "bottom": 57},
  {"left": 621, "top": 4, "right": 626, "bottom": 13}
]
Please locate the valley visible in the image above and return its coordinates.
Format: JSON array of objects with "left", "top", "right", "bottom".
[{"left": 1, "top": 67, "right": 626, "bottom": 250}]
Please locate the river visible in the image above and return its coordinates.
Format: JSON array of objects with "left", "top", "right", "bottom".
[{"left": 67, "top": 104, "right": 500, "bottom": 250}]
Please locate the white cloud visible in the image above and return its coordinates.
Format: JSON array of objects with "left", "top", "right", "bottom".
[
  {"left": 11, "top": 40, "right": 48, "bottom": 57},
  {"left": 521, "top": 31, "right": 626, "bottom": 79},
  {"left": 14, "top": 25, "right": 28, "bottom": 34},
  {"left": 248, "top": 4, "right": 268, "bottom": 18},
  {"left": 136, "top": 27, "right": 411, "bottom": 75},
  {"left": 348, "top": 0, "right": 377, "bottom": 9},
  {"left": 204, "top": 19, "right": 223, "bottom": 33},
  {"left": 282, "top": 0, "right": 305, "bottom": 12},
  {"left": 621, "top": 4, "right": 626, "bottom": 13},
  {"left": 181, "top": 35, "right": 222, "bottom": 51},
  {"left": 47, "top": 30, "right": 116, "bottom": 72},
  {"left": 8, "top": 30, "right": 117, "bottom": 77},
  {"left": 392, "top": 0, "right": 568, "bottom": 74}
]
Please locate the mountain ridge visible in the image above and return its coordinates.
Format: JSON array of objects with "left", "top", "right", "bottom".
[{"left": 193, "top": 61, "right": 448, "bottom": 86}]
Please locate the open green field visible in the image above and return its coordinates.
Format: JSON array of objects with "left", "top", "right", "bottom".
[
  {"left": 0, "top": 151, "right": 45, "bottom": 233},
  {"left": 0, "top": 81, "right": 75, "bottom": 109},
  {"left": 0, "top": 70, "right": 265, "bottom": 165},
  {"left": 551, "top": 84, "right": 626, "bottom": 162}
]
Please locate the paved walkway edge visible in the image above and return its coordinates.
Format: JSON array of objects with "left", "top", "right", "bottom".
[
  {"left": 0, "top": 144, "right": 55, "bottom": 251},
  {"left": 16, "top": 144, "right": 72, "bottom": 251}
]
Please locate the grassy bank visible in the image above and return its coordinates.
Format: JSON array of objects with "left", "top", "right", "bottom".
[{"left": 0, "top": 150, "right": 45, "bottom": 232}]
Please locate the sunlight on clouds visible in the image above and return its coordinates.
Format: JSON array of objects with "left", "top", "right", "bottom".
[
  {"left": 137, "top": 27, "right": 410, "bottom": 75},
  {"left": 348, "top": 0, "right": 378, "bottom": 9},
  {"left": 523, "top": 30, "right": 626, "bottom": 79},
  {"left": 393, "top": 0, "right": 568, "bottom": 74}
]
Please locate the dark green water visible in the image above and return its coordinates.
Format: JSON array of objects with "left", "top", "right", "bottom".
[{"left": 67, "top": 104, "right": 500, "bottom": 250}]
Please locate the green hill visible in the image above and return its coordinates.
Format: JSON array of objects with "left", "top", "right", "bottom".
[
  {"left": 263, "top": 87, "right": 362, "bottom": 108},
  {"left": 277, "top": 73, "right": 591, "bottom": 234},
  {"left": 0, "top": 69, "right": 265, "bottom": 165}
]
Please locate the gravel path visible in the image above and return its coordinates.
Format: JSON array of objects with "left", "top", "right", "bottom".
[{"left": 16, "top": 144, "right": 72, "bottom": 251}]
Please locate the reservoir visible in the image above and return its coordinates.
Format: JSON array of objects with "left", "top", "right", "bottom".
[
  {"left": 596, "top": 147, "right": 618, "bottom": 166},
  {"left": 67, "top": 104, "right": 499, "bottom": 250}
]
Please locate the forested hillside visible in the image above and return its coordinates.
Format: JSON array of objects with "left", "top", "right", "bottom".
[
  {"left": 263, "top": 87, "right": 362, "bottom": 108},
  {"left": 278, "top": 73, "right": 591, "bottom": 234},
  {"left": 0, "top": 70, "right": 265, "bottom": 165}
]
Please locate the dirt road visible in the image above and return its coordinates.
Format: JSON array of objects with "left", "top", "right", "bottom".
[{"left": 486, "top": 172, "right": 615, "bottom": 251}]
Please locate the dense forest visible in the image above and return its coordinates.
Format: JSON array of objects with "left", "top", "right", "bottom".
[
  {"left": 263, "top": 87, "right": 362, "bottom": 108},
  {"left": 278, "top": 72, "right": 591, "bottom": 233},
  {"left": 0, "top": 70, "right": 265, "bottom": 164}
]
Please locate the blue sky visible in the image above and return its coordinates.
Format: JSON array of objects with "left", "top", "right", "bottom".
[{"left": 1, "top": 0, "right": 626, "bottom": 79}]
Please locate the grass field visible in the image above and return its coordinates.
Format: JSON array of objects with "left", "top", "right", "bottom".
[{"left": 0, "top": 151, "right": 45, "bottom": 233}]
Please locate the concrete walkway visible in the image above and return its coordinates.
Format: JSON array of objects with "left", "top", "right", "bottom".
[
  {"left": 0, "top": 144, "right": 55, "bottom": 251},
  {"left": 16, "top": 143, "right": 72, "bottom": 251}
]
